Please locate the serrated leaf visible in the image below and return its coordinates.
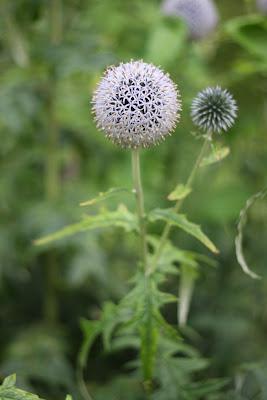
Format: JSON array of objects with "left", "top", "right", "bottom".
[
  {"left": 167, "top": 184, "right": 192, "bottom": 201},
  {"left": 225, "top": 15, "right": 267, "bottom": 60},
  {"left": 79, "top": 319, "right": 102, "bottom": 368},
  {"left": 34, "top": 205, "right": 137, "bottom": 246},
  {"left": 0, "top": 376, "right": 43, "bottom": 400},
  {"left": 145, "top": 19, "right": 187, "bottom": 66},
  {"left": 149, "top": 209, "right": 219, "bottom": 254},
  {"left": 80, "top": 187, "right": 131, "bottom": 206},
  {"left": 200, "top": 146, "right": 230, "bottom": 167},
  {"left": 2, "top": 375, "right": 16, "bottom": 388}
]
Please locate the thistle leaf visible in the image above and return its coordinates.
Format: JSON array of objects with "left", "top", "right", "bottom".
[
  {"left": 34, "top": 205, "right": 137, "bottom": 246},
  {"left": 167, "top": 184, "right": 192, "bottom": 201},
  {"left": 79, "top": 319, "right": 102, "bottom": 368},
  {"left": 80, "top": 187, "right": 131, "bottom": 207},
  {"left": 0, "top": 375, "right": 43, "bottom": 400},
  {"left": 149, "top": 208, "right": 219, "bottom": 254},
  {"left": 200, "top": 145, "right": 230, "bottom": 167}
]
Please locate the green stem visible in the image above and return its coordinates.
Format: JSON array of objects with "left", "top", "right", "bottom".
[
  {"left": 43, "top": 0, "right": 63, "bottom": 323},
  {"left": 131, "top": 149, "right": 148, "bottom": 270},
  {"left": 150, "top": 135, "right": 211, "bottom": 273}
]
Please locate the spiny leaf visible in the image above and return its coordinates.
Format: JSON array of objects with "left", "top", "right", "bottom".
[
  {"left": 34, "top": 205, "right": 137, "bottom": 246},
  {"left": 149, "top": 208, "right": 219, "bottom": 254},
  {"left": 2, "top": 375, "right": 16, "bottom": 388},
  {"left": 200, "top": 145, "right": 230, "bottom": 167},
  {"left": 167, "top": 184, "right": 192, "bottom": 202},
  {"left": 0, "top": 375, "right": 43, "bottom": 400},
  {"left": 80, "top": 187, "right": 131, "bottom": 207},
  {"left": 79, "top": 319, "right": 102, "bottom": 368}
]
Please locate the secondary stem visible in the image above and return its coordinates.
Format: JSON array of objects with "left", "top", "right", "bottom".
[
  {"left": 150, "top": 135, "right": 211, "bottom": 272},
  {"left": 44, "top": 0, "right": 63, "bottom": 323},
  {"left": 132, "top": 149, "right": 148, "bottom": 270}
]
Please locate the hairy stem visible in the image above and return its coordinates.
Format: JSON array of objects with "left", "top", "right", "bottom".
[
  {"left": 150, "top": 135, "right": 211, "bottom": 273},
  {"left": 131, "top": 149, "right": 148, "bottom": 270}
]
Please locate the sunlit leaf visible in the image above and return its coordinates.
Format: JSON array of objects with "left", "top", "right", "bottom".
[
  {"left": 0, "top": 375, "right": 43, "bottom": 400},
  {"left": 167, "top": 184, "right": 192, "bottom": 202},
  {"left": 200, "top": 145, "right": 230, "bottom": 167},
  {"left": 149, "top": 208, "right": 219, "bottom": 254},
  {"left": 34, "top": 205, "right": 138, "bottom": 246},
  {"left": 80, "top": 187, "right": 131, "bottom": 207}
]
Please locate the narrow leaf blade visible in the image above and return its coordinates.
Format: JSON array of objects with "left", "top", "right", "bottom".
[
  {"left": 168, "top": 184, "right": 192, "bottom": 201},
  {"left": 149, "top": 209, "right": 219, "bottom": 254},
  {"left": 80, "top": 187, "right": 130, "bottom": 207}
]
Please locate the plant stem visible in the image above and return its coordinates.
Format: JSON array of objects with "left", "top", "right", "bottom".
[
  {"left": 131, "top": 149, "right": 148, "bottom": 270},
  {"left": 43, "top": 0, "right": 63, "bottom": 323},
  {"left": 150, "top": 135, "right": 211, "bottom": 273}
]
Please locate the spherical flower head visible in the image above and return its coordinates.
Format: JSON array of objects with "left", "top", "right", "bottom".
[
  {"left": 161, "top": 0, "right": 219, "bottom": 40},
  {"left": 92, "top": 61, "right": 181, "bottom": 149},
  {"left": 257, "top": 0, "right": 267, "bottom": 13},
  {"left": 191, "top": 86, "right": 238, "bottom": 134}
]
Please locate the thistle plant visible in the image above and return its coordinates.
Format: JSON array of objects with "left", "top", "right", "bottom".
[
  {"left": 161, "top": 0, "right": 219, "bottom": 40},
  {"left": 35, "top": 61, "right": 237, "bottom": 399}
]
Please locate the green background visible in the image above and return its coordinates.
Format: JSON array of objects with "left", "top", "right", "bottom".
[{"left": 1, "top": 0, "right": 267, "bottom": 398}]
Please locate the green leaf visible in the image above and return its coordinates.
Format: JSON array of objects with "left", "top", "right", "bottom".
[
  {"left": 225, "top": 15, "right": 267, "bottom": 60},
  {"left": 0, "top": 375, "right": 43, "bottom": 400},
  {"left": 145, "top": 19, "right": 187, "bottom": 66},
  {"left": 80, "top": 187, "right": 131, "bottom": 207},
  {"left": 79, "top": 319, "right": 102, "bottom": 368},
  {"left": 34, "top": 205, "right": 137, "bottom": 246},
  {"left": 200, "top": 145, "right": 230, "bottom": 167},
  {"left": 2, "top": 375, "right": 16, "bottom": 388},
  {"left": 167, "top": 184, "right": 192, "bottom": 202},
  {"left": 149, "top": 209, "right": 219, "bottom": 254}
]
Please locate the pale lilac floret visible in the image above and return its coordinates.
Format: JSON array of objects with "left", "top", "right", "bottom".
[
  {"left": 161, "top": 0, "right": 219, "bottom": 39},
  {"left": 257, "top": 0, "right": 267, "bottom": 13},
  {"left": 92, "top": 61, "right": 181, "bottom": 149}
]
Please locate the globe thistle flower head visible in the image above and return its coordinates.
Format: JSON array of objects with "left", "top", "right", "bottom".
[
  {"left": 257, "top": 0, "right": 267, "bottom": 13},
  {"left": 191, "top": 86, "right": 238, "bottom": 134},
  {"left": 92, "top": 60, "right": 181, "bottom": 149},
  {"left": 161, "top": 0, "right": 219, "bottom": 40}
]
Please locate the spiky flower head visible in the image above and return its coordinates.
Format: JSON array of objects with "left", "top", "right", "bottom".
[
  {"left": 257, "top": 0, "right": 267, "bottom": 13},
  {"left": 161, "top": 0, "right": 219, "bottom": 40},
  {"left": 191, "top": 86, "right": 238, "bottom": 134},
  {"left": 92, "top": 60, "right": 181, "bottom": 149}
]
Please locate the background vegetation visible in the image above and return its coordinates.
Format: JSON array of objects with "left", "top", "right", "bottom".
[{"left": 0, "top": 0, "right": 267, "bottom": 399}]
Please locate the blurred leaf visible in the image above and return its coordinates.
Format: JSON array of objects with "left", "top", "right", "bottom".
[
  {"left": 80, "top": 187, "right": 131, "bottom": 207},
  {"left": 168, "top": 184, "right": 192, "bottom": 202},
  {"left": 0, "top": 375, "right": 42, "bottom": 400},
  {"left": 79, "top": 319, "right": 102, "bottom": 369},
  {"left": 200, "top": 145, "right": 230, "bottom": 167},
  {"left": 34, "top": 205, "right": 138, "bottom": 246},
  {"left": 235, "top": 189, "right": 267, "bottom": 279},
  {"left": 225, "top": 15, "right": 267, "bottom": 60},
  {"left": 145, "top": 19, "right": 187, "bottom": 66},
  {"left": 149, "top": 209, "right": 219, "bottom": 254},
  {"left": 1, "top": 325, "right": 74, "bottom": 391}
]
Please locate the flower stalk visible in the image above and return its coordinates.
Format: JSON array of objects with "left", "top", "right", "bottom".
[{"left": 132, "top": 149, "right": 148, "bottom": 270}]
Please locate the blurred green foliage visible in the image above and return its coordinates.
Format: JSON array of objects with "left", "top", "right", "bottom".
[{"left": 1, "top": 0, "right": 267, "bottom": 399}]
